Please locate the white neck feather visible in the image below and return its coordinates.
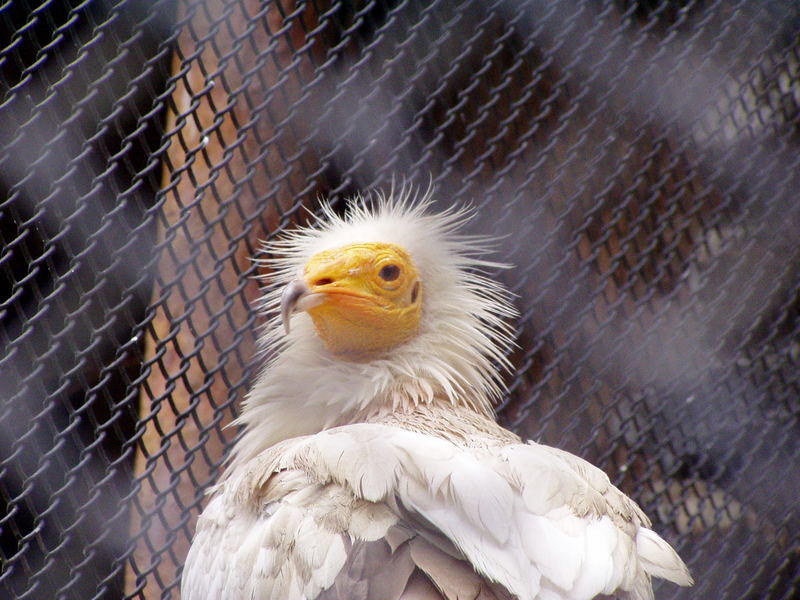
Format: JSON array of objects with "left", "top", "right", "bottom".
[{"left": 225, "top": 188, "right": 516, "bottom": 474}]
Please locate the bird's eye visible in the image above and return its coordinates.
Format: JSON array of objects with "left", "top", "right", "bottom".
[{"left": 378, "top": 264, "right": 401, "bottom": 281}]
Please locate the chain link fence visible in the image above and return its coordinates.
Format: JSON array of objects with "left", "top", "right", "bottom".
[{"left": 1, "top": 1, "right": 798, "bottom": 598}]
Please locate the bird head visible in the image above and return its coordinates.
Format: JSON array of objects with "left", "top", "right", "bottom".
[{"left": 230, "top": 186, "right": 517, "bottom": 464}]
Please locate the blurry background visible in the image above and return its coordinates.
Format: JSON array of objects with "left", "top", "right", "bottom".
[{"left": 1, "top": 1, "right": 798, "bottom": 598}]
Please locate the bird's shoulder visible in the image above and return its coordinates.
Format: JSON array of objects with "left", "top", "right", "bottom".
[
  {"left": 183, "top": 432, "right": 403, "bottom": 599},
  {"left": 185, "top": 420, "right": 660, "bottom": 600}
]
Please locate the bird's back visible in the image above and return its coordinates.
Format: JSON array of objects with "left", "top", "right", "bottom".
[{"left": 182, "top": 403, "right": 690, "bottom": 600}]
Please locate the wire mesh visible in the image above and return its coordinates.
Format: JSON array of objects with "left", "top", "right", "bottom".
[{"left": 1, "top": 1, "right": 798, "bottom": 598}]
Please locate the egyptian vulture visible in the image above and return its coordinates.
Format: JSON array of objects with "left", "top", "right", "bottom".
[{"left": 181, "top": 189, "right": 693, "bottom": 600}]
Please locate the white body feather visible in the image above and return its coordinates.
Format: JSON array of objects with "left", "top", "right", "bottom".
[{"left": 182, "top": 189, "right": 692, "bottom": 599}]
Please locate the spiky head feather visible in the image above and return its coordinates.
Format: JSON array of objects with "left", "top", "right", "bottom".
[{"left": 227, "top": 186, "right": 517, "bottom": 472}]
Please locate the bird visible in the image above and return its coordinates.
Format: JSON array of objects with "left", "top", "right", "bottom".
[{"left": 181, "top": 186, "right": 693, "bottom": 600}]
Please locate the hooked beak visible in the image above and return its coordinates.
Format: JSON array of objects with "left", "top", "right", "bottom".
[{"left": 280, "top": 280, "right": 325, "bottom": 334}]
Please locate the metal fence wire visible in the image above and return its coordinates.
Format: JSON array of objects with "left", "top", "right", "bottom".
[{"left": 0, "top": 0, "right": 798, "bottom": 598}]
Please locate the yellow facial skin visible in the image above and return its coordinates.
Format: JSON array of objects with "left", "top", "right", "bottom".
[{"left": 300, "top": 242, "right": 423, "bottom": 359}]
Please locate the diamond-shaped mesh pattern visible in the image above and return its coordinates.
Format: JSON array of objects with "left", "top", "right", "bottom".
[{"left": 1, "top": 1, "right": 798, "bottom": 598}]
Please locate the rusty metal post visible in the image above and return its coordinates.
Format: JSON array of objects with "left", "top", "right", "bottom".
[{"left": 126, "top": 1, "right": 320, "bottom": 596}]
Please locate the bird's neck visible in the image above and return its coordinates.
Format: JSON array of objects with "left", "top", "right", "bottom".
[{"left": 224, "top": 333, "right": 498, "bottom": 475}]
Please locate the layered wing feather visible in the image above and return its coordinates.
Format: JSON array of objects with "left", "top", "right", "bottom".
[{"left": 182, "top": 423, "right": 691, "bottom": 600}]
